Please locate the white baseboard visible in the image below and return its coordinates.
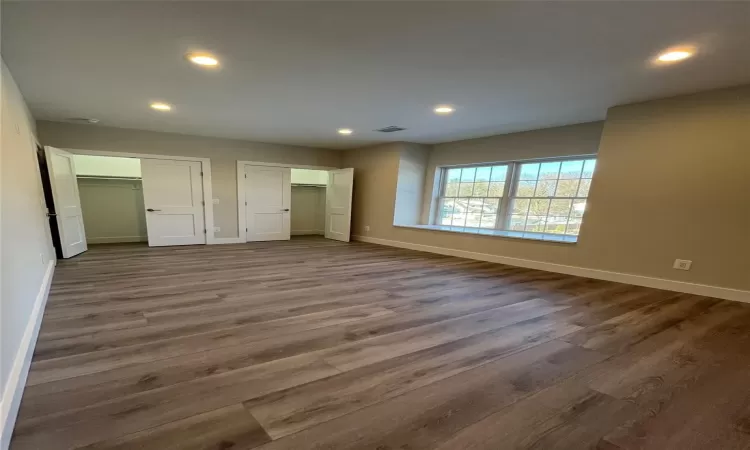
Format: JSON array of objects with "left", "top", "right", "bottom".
[
  {"left": 212, "top": 237, "right": 244, "bottom": 245},
  {"left": 1, "top": 260, "right": 55, "bottom": 449},
  {"left": 215, "top": 234, "right": 324, "bottom": 243},
  {"left": 352, "top": 235, "right": 750, "bottom": 304},
  {"left": 87, "top": 236, "right": 146, "bottom": 244}
]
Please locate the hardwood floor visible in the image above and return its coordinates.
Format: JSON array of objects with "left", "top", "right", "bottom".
[{"left": 11, "top": 237, "right": 750, "bottom": 449}]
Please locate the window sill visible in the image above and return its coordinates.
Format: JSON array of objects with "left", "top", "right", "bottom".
[{"left": 393, "top": 224, "right": 578, "bottom": 244}]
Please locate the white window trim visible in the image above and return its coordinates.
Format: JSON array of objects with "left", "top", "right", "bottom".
[
  {"left": 435, "top": 162, "right": 513, "bottom": 231},
  {"left": 433, "top": 155, "right": 595, "bottom": 239}
]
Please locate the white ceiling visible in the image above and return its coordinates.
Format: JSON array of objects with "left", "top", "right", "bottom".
[{"left": 3, "top": 1, "right": 749, "bottom": 150}]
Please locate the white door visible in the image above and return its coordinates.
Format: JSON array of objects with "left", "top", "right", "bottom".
[
  {"left": 141, "top": 159, "right": 206, "bottom": 247},
  {"left": 245, "top": 165, "right": 291, "bottom": 241},
  {"left": 45, "top": 146, "right": 87, "bottom": 258},
  {"left": 325, "top": 168, "right": 354, "bottom": 242}
]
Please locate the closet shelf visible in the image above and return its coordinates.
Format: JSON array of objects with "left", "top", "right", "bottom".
[{"left": 77, "top": 176, "right": 142, "bottom": 181}]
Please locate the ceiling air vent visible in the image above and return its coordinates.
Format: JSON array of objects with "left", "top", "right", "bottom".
[{"left": 375, "top": 126, "right": 406, "bottom": 133}]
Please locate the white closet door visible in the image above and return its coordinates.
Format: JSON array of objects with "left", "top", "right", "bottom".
[
  {"left": 45, "top": 146, "right": 87, "bottom": 258},
  {"left": 141, "top": 159, "right": 206, "bottom": 247},
  {"left": 245, "top": 165, "right": 291, "bottom": 241},
  {"left": 325, "top": 168, "right": 354, "bottom": 242}
]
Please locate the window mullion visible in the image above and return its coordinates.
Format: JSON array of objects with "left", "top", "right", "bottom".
[
  {"left": 495, "top": 163, "right": 516, "bottom": 231},
  {"left": 434, "top": 169, "right": 446, "bottom": 225},
  {"left": 470, "top": 166, "right": 477, "bottom": 195},
  {"left": 542, "top": 197, "right": 553, "bottom": 234},
  {"left": 565, "top": 195, "right": 584, "bottom": 235},
  {"left": 433, "top": 169, "right": 442, "bottom": 224}
]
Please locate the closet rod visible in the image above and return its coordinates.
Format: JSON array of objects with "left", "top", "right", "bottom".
[{"left": 291, "top": 183, "right": 326, "bottom": 187}]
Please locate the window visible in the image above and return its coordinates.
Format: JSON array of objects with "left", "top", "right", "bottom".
[
  {"left": 437, "top": 157, "right": 596, "bottom": 237},
  {"left": 439, "top": 165, "right": 509, "bottom": 229}
]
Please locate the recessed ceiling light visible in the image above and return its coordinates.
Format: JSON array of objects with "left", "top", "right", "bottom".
[
  {"left": 434, "top": 105, "right": 455, "bottom": 115},
  {"left": 150, "top": 102, "right": 172, "bottom": 111},
  {"left": 338, "top": 128, "right": 353, "bottom": 135},
  {"left": 657, "top": 51, "right": 692, "bottom": 62},
  {"left": 655, "top": 47, "right": 695, "bottom": 64},
  {"left": 187, "top": 53, "right": 219, "bottom": 67}
]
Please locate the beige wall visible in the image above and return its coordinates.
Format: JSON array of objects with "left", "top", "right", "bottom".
[
  {"left": 344, "top": 143, "right": 403, "bottom": 238},
  {"left": 291, "top": 186, "right": 326, "bottom": 235},
  {"left": 36, "top": 121, "right": 342, "bottom": 238},
  {"left": 1, "top": 59, "right": 56, "bottom": 445},
  {"left": 394, "top": 143, "right": 430, "bottom": 226},
  {"left": 431, "top": 121, "right": 605, "bottom": 166},
  {"left": 77, "top": 178, "right": 147, "bottom": 244},
  {"left": 580, "top": 85, "right": 749, "bottom": 290},
  {"left": 343, "top": 86, "right": 750, "bottom": 291}
]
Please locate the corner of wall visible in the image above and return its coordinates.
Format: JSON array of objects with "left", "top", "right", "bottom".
[
  {"left": 1, "top": 59, "right": 57, "bottom": 449},
  {"left": 0, "top": 261, "right": 54, "bottom": 450},
  {"left": 393, "top": 143, "right": 431, "bottom": 227}
]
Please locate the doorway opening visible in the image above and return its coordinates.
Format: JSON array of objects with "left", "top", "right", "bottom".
[
  {"left": 36, "top": 145, "right": 63, "bottom": 259},
  {"left": 42, "top": 147, "right": 213, "bottom": 258},
  {"left": 238, "top": 162, "right": 354, "bottom": 243},
  {"left": 290, "top": 169, "right": 327, "bottom": 237},
  {"left": 74, "top": 154, "right": 147, "bottom": 245}
]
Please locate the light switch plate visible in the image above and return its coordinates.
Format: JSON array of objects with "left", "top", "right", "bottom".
[{"left": 212, "top": 198, "right": 220, "bottom": 204}]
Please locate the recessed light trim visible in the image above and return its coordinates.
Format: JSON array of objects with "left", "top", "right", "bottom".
[
  {"left": 434, "top": 105, "right": 455, "bottom": 115},
  {"left": 150, "top": 102, "right": 172, "bottom": 111},
  {"left": 338, "top": 128, "right": 353, "bottom": 135},
  {"left": 187, "top": 52, "right": 219, "bottom": 67}
]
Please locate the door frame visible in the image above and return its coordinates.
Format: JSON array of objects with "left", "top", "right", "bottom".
[
  {"left": 237, "top": 161, "right": 337, "bottom": 243},
  {"left": 59, "top": 149, "right": 216, "bottom": 245}
]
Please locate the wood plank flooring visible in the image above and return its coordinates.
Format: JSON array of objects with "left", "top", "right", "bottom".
[{"left": 11, "top": 236, "right": 750, "bottom": 449}]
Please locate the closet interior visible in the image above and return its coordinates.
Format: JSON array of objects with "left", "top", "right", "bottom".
[
  {"left": 290, "top": 168, "right": 327, "bottom": 236},
  {"left": 74, "top": 155, "right": 147, "bottom": 244}
]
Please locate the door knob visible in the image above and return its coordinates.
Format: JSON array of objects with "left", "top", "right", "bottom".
[
  {"left": 147, "top": 208, "right": 162, "bottom": 212},
  {"left": 281, "top": 208, "right": 290, "bottom": 212}
]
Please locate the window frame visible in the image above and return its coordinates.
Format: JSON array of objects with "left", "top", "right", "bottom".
[
  {"left": 435, "top": 162, "right": 514, "bottom": 229},
  {"left": 434, "top": 155, "right": 595, "bottom": 237}
]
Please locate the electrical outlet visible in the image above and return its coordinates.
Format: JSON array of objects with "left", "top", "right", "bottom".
[
  {"left": 213, "top": 226, "right": 221, "bottom": 233},
  {"left": 212, "top": 198, "right": 220, "bottom": 204},
  {"left": 365, "top": 225, "right": 370, "bottom": 232},
  {"left": 673, "top": 259, "right": 692, "bottom": 271}
]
